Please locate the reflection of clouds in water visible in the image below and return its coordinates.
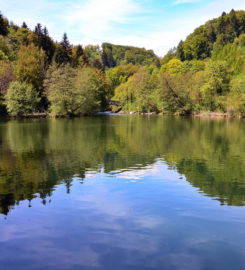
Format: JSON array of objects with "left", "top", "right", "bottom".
[
  {"left": 72, "top": 178, "right": 165, "bottom": 256},
  {"left": 114, "top": 160, "right": 163, "bottom": 180},
  {"left": 112, "top": 160, "right": 184, "bottom": 183},
  {"left": 117, "top": 165, "right": 160, "bottom": 180},
  {"left": 83, "top": 159, "right": 183, "bottom": 183}
]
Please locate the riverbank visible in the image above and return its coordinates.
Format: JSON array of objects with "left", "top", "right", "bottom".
[
  {"left": 0, "top": 111, "right": 244, "bottom": 119},
  {"left": 115, "top": 110, "right": 245, "bottom": 119}
]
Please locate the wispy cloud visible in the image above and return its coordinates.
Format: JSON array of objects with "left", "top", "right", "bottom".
[
  {"left": 65, "top": 0, "right": 141, "bottom": 41},
  {"left": 0, "top": 0, "right": 245, "bottom": 56},
  {"left": 173, "top": 0, "right": 199, "bottom": 6}
]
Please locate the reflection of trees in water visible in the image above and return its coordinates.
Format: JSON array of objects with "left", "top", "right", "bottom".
[{"left": 0, "top": 116, "right": 244, "bottom": 215}]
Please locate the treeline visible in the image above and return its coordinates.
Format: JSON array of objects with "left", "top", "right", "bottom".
[
  {"left": 102, "top": 43, "right": 160, "bottom": 68},
  {"left": 111, "top": 10, "right": 245, "bottom": 116},
  {"left": 0, "top": 12, "right": 159, "bottom": 117},
  {"left": 0, "top": 10, "right": 245, "bottom": 117}
]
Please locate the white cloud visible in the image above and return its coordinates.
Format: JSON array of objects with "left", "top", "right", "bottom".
[
  {"left": 65, "top": 0, "right": 140, "bottom": 41},
  {"left": 0, "top": 0, "right": 245, "bottom": 56},
  {"left": 173, "top": 0, "right": 199, "bottom": 6},
  {"left": 72, "top": 0, "right": 245, "bottom": 56}
]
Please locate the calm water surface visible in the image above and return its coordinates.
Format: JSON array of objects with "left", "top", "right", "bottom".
[{"left": 0, "top": 116, "right": 244, "bottom": 270}]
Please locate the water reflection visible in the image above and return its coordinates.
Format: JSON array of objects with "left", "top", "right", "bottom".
[{"left": 0, "top": 116, "right": 244, "bottom": 216}]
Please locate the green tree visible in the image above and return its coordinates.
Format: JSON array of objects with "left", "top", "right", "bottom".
[
  {"left": 160, "top": 58, "right": 184, "bottom": 74},
  {"left": 226, "top": 73, "right": 245, "bottom": 116},
  {"left": 176, "top": 41, "right": 185, "bottom": 61},
  {"left": 161, "top": 48, "right": 176, "bottom": 65},
  {"left": 28, "top": 24, "right": 55, "bottom": 62},
  {"left": 0, "top": 60, "right": 15, "bottom": 95},
  {"left": 0, "top": 36, "right": 11, "bottom": 60},
  {"left": 158, "top": 72, "right": 196, "bottom": 114},
  {"left": 53, "top": 33, "right": 72, "bottom": 65},
  {"left": 44, "top": 64, "right": 76, "bottom": 116},
  {"left": 45, "top": 65, "right": 108, "bottom": 116},
  {"left": 15, "top": 44, "right": 46, "bottom": 91},
  {"left": 113, "top": 69, "right": 159, "bottom": 112},
  {"left": 201, "top": 61, "right": 230, "bottom": 111},
  {"left": 106, "top": 64, "right": 139, "bottom": 94},
  {"left": 73, "top": 67, "right": 108, "bottom": 114},
  {"left": 0, "top": 60, "right": 15, "bottom": 115},
  {"left": 5, "top": 81, "right": 40, "bottom": 116},
  {"left": 84, "top": 45, "right": 103, "bottom": 69},
  {"left": 102, "top": 43, "right": 160, "bottom": 67},
  {"left": 0, "top": 12, "right": 8, "bottom": 36},
  {"left": 8, "top": 25, "right": 30, "bottom": 54},
  {"left": 72, "top": 45, "right": 87, "bottom": 67}
]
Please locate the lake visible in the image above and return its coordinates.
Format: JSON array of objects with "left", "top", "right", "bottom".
[{"left": 0, "top": 115, "right": 244, "bottom": 270}]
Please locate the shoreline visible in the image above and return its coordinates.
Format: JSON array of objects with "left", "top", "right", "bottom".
[
  {"left": 0, "top": 111, "right": 244, "bottom": 120},
  {"left": 112, "top": 111, "right": 245, "bottom": 119}
]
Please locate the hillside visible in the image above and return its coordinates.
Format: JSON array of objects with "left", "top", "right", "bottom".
[
  {"left": 175, "top": 9, "right": 245, "bottom": 60},
  {"left": 102, "top": 43, "right": 160, "bottom": 68},
  {"left": 112, "top": 10, "right": 245, "bottom": 116},
  {"left": 0, "top": 10, "right": 244, "bottom": 117}
]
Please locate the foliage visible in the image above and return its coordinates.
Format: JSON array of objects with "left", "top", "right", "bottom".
[
  {"left": 226, "top": 73, "right": 245, "bottom": 115},
  {"left": 0, "top": 36, "right": 12, "bottom": 60},
  {"left": 84, "top": 45, "right": 103, "bottom": 69},
  {"left": 0, "top": 9, "right": 245, "bottom": 117},
  {"left": 0, "top": 60, "right": 15, "bottom": 114},
  {"left": 44, "top": 64, "right": 77, "bottom": 116},
  {"left": 176, "top": 10, "right": 245, "bottom": 61},
  {"left": 45, "top": 65, "right": 108, "bottom": 116},
  {"left": 5, "top": 81, "right": 40, "bottom": 116},
  {"left": 73, "top": 67, "right": 108, "bottom": 114},
  {"left": 113, "top": 68, "right": 160, "bottom": 112},
  {"left": 161, "top": 48, "right": 176, "bottom": 65},
  {"left": 53, "top": 33, "right": 72, "bottom": 65},
  {"left": 15, "top": 44, "right": 46, "bottom": 92},
  {"left": 72, "top": 45, "right": 87, "bottom": 67},
  {"left": 102, "top": 43, "right": 160, "bottom": 68},
  {"left": 200, "top": 61, "right": 230, "bottom": 111},
  {"left": 29, "top": 23, "right": 55, "bottom": 62},
  {"left": 212, "top": 33, "right": 245, "bottom": 74},
  {"left": 160, "top": 58, "right": 184, "bottom": 74},
  {"left": 0, "top": 12, "right": 8, "bottom": 36},
  {"left": 0, "top": 60, "right": 15, "bottom": 95},
  {"left": 106, "top": 64, "right": 139, "bottom": 95},
  {"left": 158, "top": 71, "right": 203, "bottom": 114},
  {"left": 8, "top": 25, "right": 30, "bottom": 54}
]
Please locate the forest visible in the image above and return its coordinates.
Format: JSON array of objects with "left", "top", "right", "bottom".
[{"left": 0, "top": 9, "right": 245, "bottom": 117}]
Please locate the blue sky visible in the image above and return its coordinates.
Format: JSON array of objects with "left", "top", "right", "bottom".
[{"left": 0, "top": 0, "right": 245, "bottom": 56}]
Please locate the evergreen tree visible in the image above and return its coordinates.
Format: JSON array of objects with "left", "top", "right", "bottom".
[
  {"left": 176, "top": 41, "right": 185, "bottom": 61},
  {"left": 22, "top": 22, "right": 28, "bottom": 29},
  {"left": 230, "top": 11, "right": 240, "bottom": 36},
  {"left": 61, "top": 33, "right": 70, "bottom": 50},
  {"left": 102, "top": 43, "right": 116, "bottom": 68},
  {"left": 31, "top": 23, "right": 55, "bottom": 62},
  {"left": 0, "top": 12, "right": 8, "bottom": 36},
  {"left": 207, "top": 24, "right": 216, "bottom": 43},
  {"left": 72, "top": 45, "right": 87, "bottom": 67},
  {"left": 54, "top": 33, "right": 71, "bottom": 65},
  {"left": 34, "top": 23, "right": 43, "bottom": 36},
  {"left": 217, "top": 16, "right": 226, "bottom": 35}
]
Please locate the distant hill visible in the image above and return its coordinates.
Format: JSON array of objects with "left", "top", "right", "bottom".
[{"left": 102, "top": 43, "right": 160, "bottom": 68}]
